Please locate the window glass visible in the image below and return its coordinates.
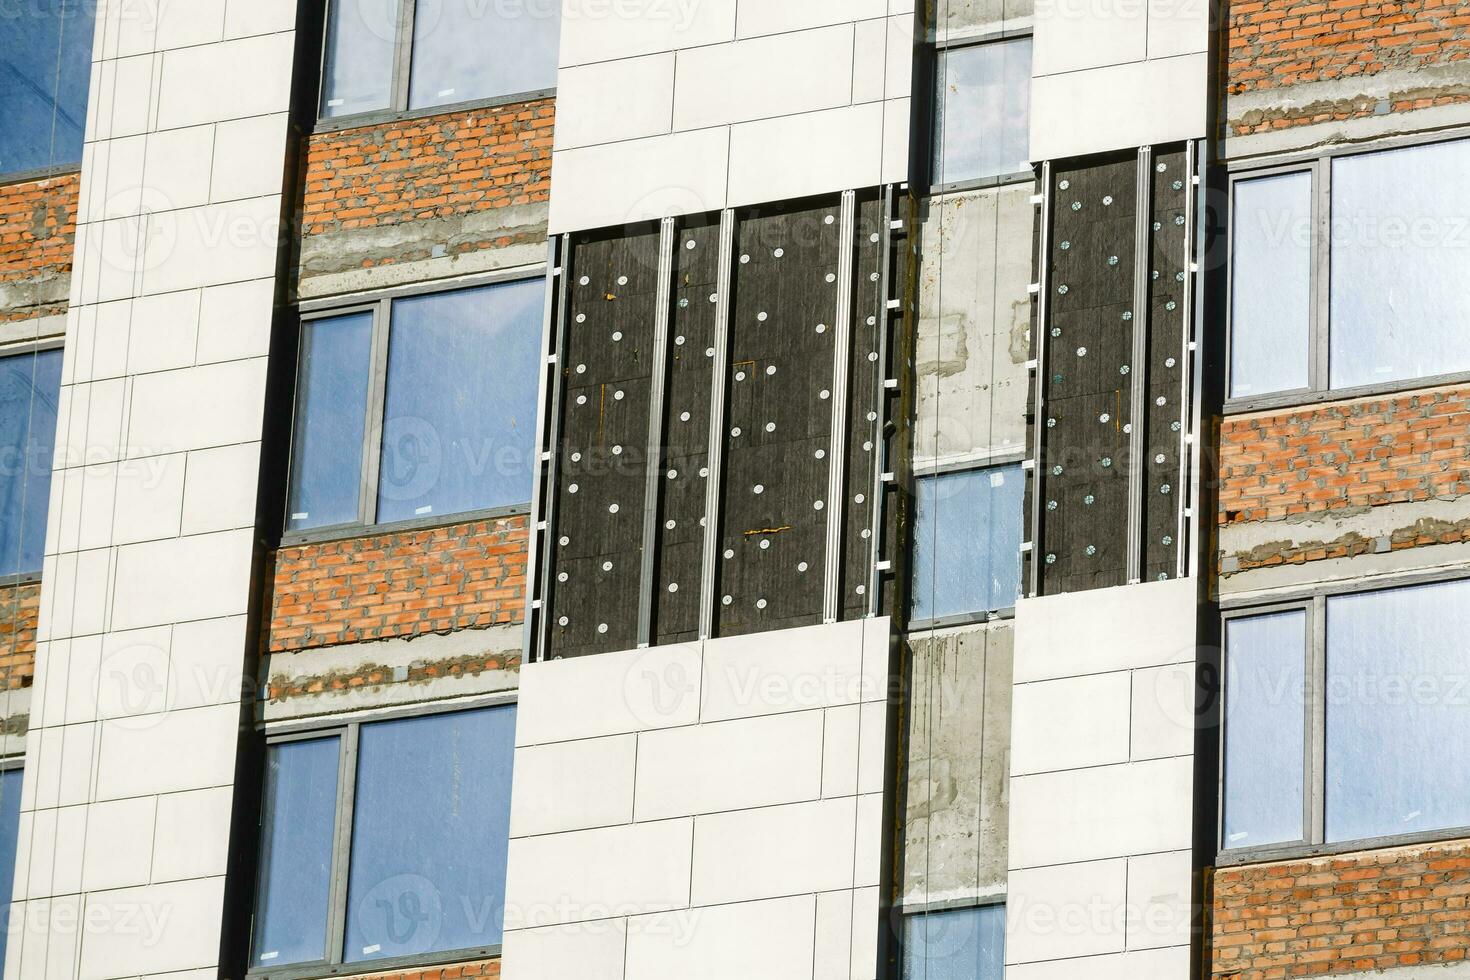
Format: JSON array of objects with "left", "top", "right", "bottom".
[
  {"left": 408, "top": 0, "right": 560, "bottom": 110},
  {"left": 933, "top": 38, "right": 1031, "bottom": 185},
  {"left": 344, "top": 705, "right": 517, "bottom": 962},
  {"left": 0, "top": 349, "right": 62, "bottom": 577},
  {"left": 911, "top": 465, "right": 1024, "bottom": 621},
  {"left": 321, "top": 0, "right": 399, "bottom": 119},
  {"left": 902, "top": 904, "right": 1005, "bottom": 980},
  {"left": 0, "top": 0, "right": 94, "bottom": 174},
  {"left": 1230, "top": 172, "right": 1312, "bottom": 398},
  {"left": 376, "top": 281, "right": 542, "bottom": 523},
  {"left": 1329, "top": 139, "right": 1470, "bottom": 389},
  {"left": 0, "top": 768, "right": 21, "bottom": 969},
  {"left": 1325, "top": 579, "right": 1470, "bottom": 842},
  {"left": 1222, "top": 610, "right": 1306, "bottom": 849},
  {"left": 252, "top": 737, "right": 342, "bottom": 970},
  {"left": 287, "top": 311, "right": 375, "bottom": 532}
]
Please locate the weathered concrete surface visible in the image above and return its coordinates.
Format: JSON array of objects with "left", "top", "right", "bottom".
[
  {"left": 261, "top": 622, "right": 521, "bottom": 723},
  {"left": 913, "top": 183, "right": 1034, "bottom": 468},
  {"left": 931, "top": 0, "right": 1034, "bottom": 40},
  {"left": 902, "top": 621, "right": 1012, "bottom": 907},
  {"left": 1224, "top": 65, "right": 1470, "bottom": 160},
  {"left": 295, "top": 201, "right": 549, "bottom": 300}
]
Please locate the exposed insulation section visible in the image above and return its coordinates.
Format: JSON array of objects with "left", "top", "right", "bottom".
[
  {"left": 653, "top": 214, "right": 721, "bottom": 644},
  {"left": 840, "top": 194, "right": 887, "bottom": 621},
  {"left": 1142, "top": 148, "right": 1191, "bottom": 581},
  {"left": 1037, "top": 153, "right": 1138, "bottom": 595},
  {"left": 713, "top": 197, "right": 843, "bottom": 637},
  {"left": 534, "top": 190, "right": 900, "bottom": 658},
  {"left": 545, "top": 224, "right": 662, "bottom": 658}
]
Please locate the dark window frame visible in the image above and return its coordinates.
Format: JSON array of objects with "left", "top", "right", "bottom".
[
  {"left": 907, "top": 453, "right": 1026, "bottom": 630},
  {"left": 928, "top": 28, "right": 1035, "bottom": 196},
  {"left": 0, "top": 338, "right": 65, "bottom": 581},
  {"left": 249, "top": 696, "right": 517, "bottom": 980},
  {"left": 1224, "top": 128, "right": 1470, "bottom": 414},
  {"left": 283, "top": 269, "right": 545, "bottom": 546},
  {"left": 313, "top": 0, "right": 557, "bottom": 131},
  {"left": 1219, "top": 571, "right": 1470, "bottom": 866}
]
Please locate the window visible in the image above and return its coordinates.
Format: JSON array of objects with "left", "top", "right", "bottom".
[
  {"left": 1222, "top": 578, "right": 1470, "bottom": 856},
  {"left": 251, "top": 704, "right": 517, "bottom": 973},
  {"left": 911, "top": 464, "right": 1024, "bottom": 623},
  {"left": 1227, "top": 134, "right": 1470, "bottom": 403},
  {"left": 319, "top": 0, "right": 560, "bottom": 121},
  {"left": 0, "top": 0, "right": 94, "bottom": 176},
  {"left": 286, "top": 279, "right": 544, "bottom": 534},
  {"left": 932, "top": 36, "right": 1032, "bottom": 187},
  {"left": 0, "top": 767, "right": 20, "bottom": 969},
  {"left": 0, "top": 348, "right": 62, "bottom": 577},
  {"left": 903, "top": 904, "right": 1005, "bottom": 980}
]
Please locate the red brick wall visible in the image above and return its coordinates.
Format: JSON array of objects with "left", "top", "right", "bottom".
[
  {"left": 1213, "top": 841, "right": 1470, "bottom": 980},
  {"left": 0, "top": 581, "right": 39, "bottom": 691},
  {"left": 300, "top": 99, "right": 553, "bottom": 260},
  {"left": 1225, "top": 0, "right": 1470, "bottom": 134},
  {"left": 340, "top": 957, "right": 499, "bottom": 980},
  {"left": 0, "top": 173, "right": 77, "bottom": 322},
  {"left": 267, "top": 516, "right": 528, "bottom": 653},
  {"left": 1219, "top": 384, "right": 1470, "bottom": 521}
]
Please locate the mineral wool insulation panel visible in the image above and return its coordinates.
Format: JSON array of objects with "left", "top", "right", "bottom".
[
  {"left": 545, "top": 224, "right": 663, "bottom": 658},
  {"left": 539, "top": 191, "right": 894, "bottom": 658},
  {"left": 1033, "top": 145, "right": 1194, "bottom": 596},
  {"left": 1038, "top": 153, "right": 1139, "bottom": 596}
]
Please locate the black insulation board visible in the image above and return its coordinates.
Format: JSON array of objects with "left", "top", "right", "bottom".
[
  {"left": 545, "top": 225, "right": 662, "bottom": 658},
  {"left": 714, "top": 197, "right": 843, "bottom": 637},
  {"left": 1143, "top": 146, "right": 1190, "bottom": 581},
  {"left": 652, "top": 214, "right": 721, "bottom": 644},
  {"left": 1039, "top": 154, "right": 1138, "bottom": 595},
  {"left": 841, "top": 193, "right": 886, "bottom": 620}
]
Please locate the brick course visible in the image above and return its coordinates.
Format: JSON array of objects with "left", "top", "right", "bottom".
[
  {"left": 0, "top": 581, "right": 39, "bottom": 691},
  {"left": 1219, "top": 386, "right": 1470, "bottom": 524},
  {"left": 1225, "top": 0, "right": 1470, "bottom": 134},
  {"left": 0, "top": 173, "right": 77, "bottom": 322},
  {"left": 300, "top": 99, "right": 553, "bottom": 255},
  {"left": 1213, "top": 841, "right": 1470, "bottom": 980},
  {"left": 267, "top": 516, "right": 528, "bottom": 653},
  {"left": 336, "top": 957, "right": 499, "bottom": 980}
]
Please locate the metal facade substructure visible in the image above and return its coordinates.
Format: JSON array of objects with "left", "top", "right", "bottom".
[
  {"left": 543, "top": 224, "right": 663, "bottom": 658},
  {"left": 536, "top": 190, "right": 897, "bottom": 657},
  {"left": 656, "top": 212, "right": 723, "bottom": 645},
  {"left": 852, "top": 189, "right": 893, "bottom": 620},
  {"left": 823, "top": 191, "right": 858, "bottom": 623},
  {"left": 1030, "top": 145, "right": 1198, "bottom": 598},
  {"left": 1126, "top": 145, "right": 1154, "bottom": 583},
  {"left": 697, "top": 210, "right": 737, "bottom": 641},
  {"left": 524, "top": 234, "right": 570, "bottom": 663},
  {"left": 1026, "top": 163, "right": 1053, "bottom": 599},
  {"left": 636, "top": 218, "right": 677, "bottom": 646},
  {"left": 1142, "top": 146, "right": 1192, "bottom": 582},
  {"left": 1182, "top": 141, "right": 1204, "bottom": 581}
]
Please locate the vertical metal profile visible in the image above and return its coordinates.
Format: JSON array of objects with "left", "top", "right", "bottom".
[
  {"left": 1125, "top": 145, "right": 1153, "bottom": 584},
  {"left": 636, "top": 218, "right": 677, "bottom": 647},
  {"left": 1027, "top": 161, "right": 1054, "bottom": 598},
  {"left": 1178, "top": 140, "right": 1200, "bottom": 580},
  {"left": 389, "top": 0, "right": 416, "bottom": 111},
  {"left": 823, "top": 190, "right": 858, "bottom": 623},
  {"left": 527, "top": 234, "right": 571, "bottom": 663},
  {"left": 1309, "top": 157, "right": 1333, "bottom": 392},
  {"left": 360, "top": 297, "right": 392, "bottom": 526},
  {"left": 867, "top": 186, "right": 897, "bottom": 617},
  {"left": 698, "top": 209, "right": 737, "bottom": 639}
]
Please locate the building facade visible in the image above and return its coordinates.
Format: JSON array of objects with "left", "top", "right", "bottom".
[{"left": 0, "top": 0, "right": 1468, "bottom": 978}]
